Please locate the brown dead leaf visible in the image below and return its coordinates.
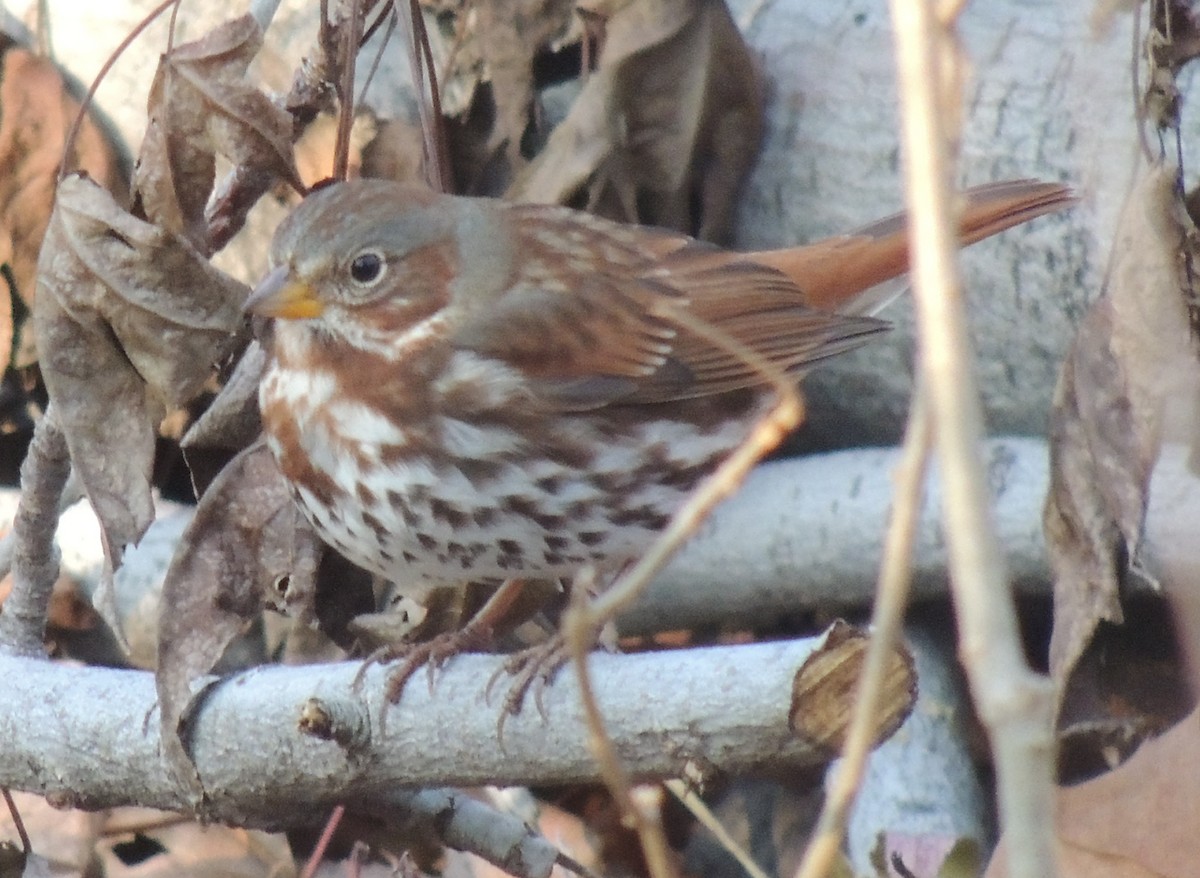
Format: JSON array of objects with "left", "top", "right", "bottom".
[
  {"left": 156, "top": 439, "right": 320, "bottom": 799},
  {"left": 0, "top": 43, "right": 127, "bottom": 371},
  {"left": 508, "top": 0, "right": 762, "bottom": 242},
  {"left": 1044, "top": 167, "right": 1200, "bottom": 689},
  {"left": 987, "top": 711, "right": 1200, "bottom": 878},
  {"left": 132, "top": 14, "right": 300, "bottom": 253},
  {"left": 34, "top": 174, "right": 245, "bottom": 576},
  {"left": 97, "top": 815, "right": 293, "bottom": 877},
  {"left": 1056, "top": 599, "right": 1193, "bottom": 781},
  {"left": 421, "top": 0, "right": 579, "bottom": 144},
  {"left": 475, "top": 0, "right": 577, "bottom": 167}
]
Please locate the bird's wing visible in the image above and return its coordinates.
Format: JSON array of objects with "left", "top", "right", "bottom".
[{"left": 450, "top": 204, "right": 883, "bottom": 410}]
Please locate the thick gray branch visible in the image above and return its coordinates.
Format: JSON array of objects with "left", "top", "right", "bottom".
[
  {"left": 21, "top": 436, "right": 1187, "bottom": 649},
  {"left": 0, "top": 638, "right": 834, "bottom": 827},
  {"left": 635, "top": 437, "right": 1054, "bottom": 634}
]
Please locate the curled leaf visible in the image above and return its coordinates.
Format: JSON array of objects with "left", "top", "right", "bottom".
[
  {"left": 156, "top": 439, "right": 321, "bottom": 798},
  {"left": 33, "top": 174, "right": 245, "bottom": 571},
  {"left": 1044, "top": 167, "right": 1200, "bottom": 687},
  {"left": 133, "top": 14, "right": 301, "bottom": 251},
  {"left": 0, "top": 44, "right": 128, "bottom": 370},
  {"left": 509, "top": 0, "right": 762, "bottom": 242}
]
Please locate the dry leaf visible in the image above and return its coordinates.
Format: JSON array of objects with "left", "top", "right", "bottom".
[
  {"left": 181, "top": 338, "right": 266, "bottom": 454},
  {"left": 0, "top": 790, "right": 104, "bottom": 876},
  {"left": 156, "top": 440, "right": 320, "bottom": 798},
  {"left": 474, "top": 0, "right": 578, "bottom": 166},
  {"left": 420, "top": 0, "right": 579, "bottom": 133},
  {"left": 132, "top": 14, "right": 300, "bottom": 252},
  {"left": 508, "top": 0, "right": 762, "bottom": 242},
  {"left": 96, "top": 815, "right": 293, "bottom": 877},
  {"left": 1043, "top": 167, "right": 1200, "bottom": 688},
  {"left": 0, "top": 43, "right": 127, "bottom": 370},
  {"left": 34, "top": 174, "right": 245, "bottom": 576},
  {"left": 987, "top": 711, "right": 1200, "bottom": 878}
]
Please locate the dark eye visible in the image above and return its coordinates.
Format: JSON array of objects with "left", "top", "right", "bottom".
[{"left": 349, "top": 251, "right": 385, "bottom": 286}]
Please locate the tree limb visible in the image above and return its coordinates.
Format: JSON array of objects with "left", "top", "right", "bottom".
[{"left": 0, "top": 635, "right": 910, "bottom": 827}]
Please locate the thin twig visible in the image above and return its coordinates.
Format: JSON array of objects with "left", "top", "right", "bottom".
[
  {"left": 581, "top": 307, "right": 803, "bottom": 626},
  {"left": 666, "top": 779, "right": 771, "bottom": 878},
  {"left": 0, "top": 407, "right": 70, "bottom": 657},
  {"left": 885, "top": 2, "right": 1058, "bottom": 876},
  {"left": 402, "top": 0, "right": 453, "bottom": 191},
  {"left": 564, "top": 308, "right": 804, "bottom": 878},
  {"left": 357, "top": 1, "right": 397, "bottom": 106},
  {"left": 333, "top": 0, "right": 365, "bottom": 181},
  {"left": 563, "top": 570, "right": 676, "bottom": 878},
  {"left": 57, "top": 0, "right": 176, "bottom": 182},
  {"left": 1, "top": 788, "right": 30, "bottom": 854},
  {"left": 300, "top": 804, "right": 345, "bottom": 878},
  {"left": 792, "top": 380, "right": 932, "bottom": 878}
]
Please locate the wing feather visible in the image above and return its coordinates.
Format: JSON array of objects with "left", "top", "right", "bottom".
[{"left": 449, "top": 204, "right": 882, "bottom": 410}]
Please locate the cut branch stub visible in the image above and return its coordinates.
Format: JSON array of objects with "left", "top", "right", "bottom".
[{"left": 789, "top": 620, "right": 916, "bottom": 753}]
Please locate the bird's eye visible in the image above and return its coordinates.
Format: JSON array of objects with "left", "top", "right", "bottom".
[{"left": 349, "top": 251, "right": 386, "bottom": 286}]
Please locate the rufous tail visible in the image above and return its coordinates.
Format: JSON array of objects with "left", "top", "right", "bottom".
[{"left": 747, "top": 179, "right": 1075, "bottom": 315}]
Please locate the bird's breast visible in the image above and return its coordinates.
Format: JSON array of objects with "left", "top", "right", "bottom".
[{"left": 259, "top": 345, "right": 764, "bottom": 586}]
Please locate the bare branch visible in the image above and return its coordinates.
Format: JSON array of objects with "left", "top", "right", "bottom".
[
  {"left": 0, "top": 409, "right": 70, "bottom": 657},
  {"left": 886, "top": 0, "right": 1058, "bottom": 875},
  {"left": 0, "top": 636, "right": 910, "bottom": 823}
]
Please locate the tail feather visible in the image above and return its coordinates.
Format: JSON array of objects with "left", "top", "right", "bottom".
[{"left": 746, "top": 179, "right": 1075, "bottom": 315}]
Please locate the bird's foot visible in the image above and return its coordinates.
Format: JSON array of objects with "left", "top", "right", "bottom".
[
  {"left": 351, "top": 623, "right": 495, "bottom": 704},
  {"left": 488, "top": 635, "right": 569, "bottom": 718}
]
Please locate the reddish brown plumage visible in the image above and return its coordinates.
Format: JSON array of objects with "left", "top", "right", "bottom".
[{"left": 248, "top": 179, "right": 1072, "bottom": 590}]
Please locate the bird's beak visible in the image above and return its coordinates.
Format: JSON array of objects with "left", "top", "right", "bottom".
[{"left": 244, "top": 265, "right": 325, "bottom": 319}]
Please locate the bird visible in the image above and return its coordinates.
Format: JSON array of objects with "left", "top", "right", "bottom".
[{"left": 245, "top": 178, "right": 1072, "bottom": 687}]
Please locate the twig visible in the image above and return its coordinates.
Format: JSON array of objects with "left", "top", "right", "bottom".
[
  {"left": 666, "top": 779, "right": 771, "bottom": 878},
  {"left": 57, "top": 0, "right": 175, "bottom": 183},
  {"left": 357, "top": 1, "right": 397, "bottom": 106},
  {"left": 1, "top": 788, "right": 30, "bottom": 854},
  {"left": 564, "top": 571, "right": 676, "bottom": 878},
  {"left": 886, "top": 2, "right": 1058, "bottom": 877},
  {"left": 793, "top": 380, "right": 931, "bottom": 878},
  {"left": 401, "top": 0, "right": 453, "bottom": 192},
  {"left": 300, "top": 804, "right": 345, "bottom": 878},
  {"left": 0, "top": 408, "right": 70, "bottom": 657},
  {"left": 578, "top": 308, "right": 803, "bottom": 628},
  {"left": 563, "top": 306, "right": 803, "bottom": 878},
  {"left": 333, "top": 0, "right": 366, "bottom": 181},
  {"left": 382, "top": 789, "right": 570, "bottom": 878}
]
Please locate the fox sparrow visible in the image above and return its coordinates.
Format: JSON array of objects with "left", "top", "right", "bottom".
[{"left": 246, "top": 179, "right": 1070, "bottom": 649}]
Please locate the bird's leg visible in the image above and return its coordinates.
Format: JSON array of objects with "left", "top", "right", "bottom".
[
  {"left": 376, "top": 577, "right": 531, "bottom": 703},
  {"left": 488, "top": 569, "right": 621, "bottom": 733}
]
